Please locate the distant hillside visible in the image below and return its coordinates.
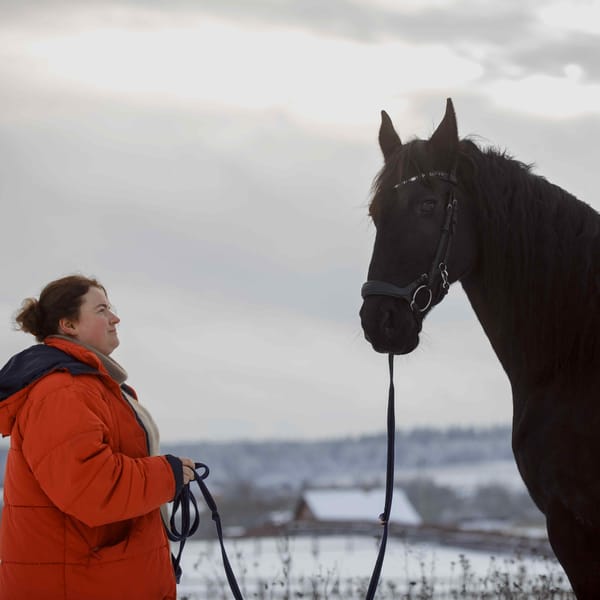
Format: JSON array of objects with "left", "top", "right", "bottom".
[
  {"left": 0, "top": 426, "right": 514, "bottom": 490},
  {"left": 162, "top": 425, "right": 514, "bottom": 491}
]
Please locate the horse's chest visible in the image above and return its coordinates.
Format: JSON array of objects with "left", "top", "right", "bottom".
[{"left": 512, "top": 389, "right": 600, "bottom": 523}]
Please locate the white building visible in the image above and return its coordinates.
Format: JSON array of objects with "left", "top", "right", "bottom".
[{"left": 294, "top": 488, "right": 422, "bottom": 527}]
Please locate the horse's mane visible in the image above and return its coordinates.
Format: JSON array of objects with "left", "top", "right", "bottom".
[
  {"left": 369, "top": 137, "right": 600, "bottom": 385},
  {"left": 459, "top": 140, "right": 600, "bottom": 384}
]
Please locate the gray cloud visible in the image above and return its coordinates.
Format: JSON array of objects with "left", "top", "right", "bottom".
[
  {"left": 5, "top": 0, "right": 597, "bottom": 95},
  {"left": 5, "top": 0, "right": 594, "bottom": 100},
  {"left": 0, "top": 0, "right": 544, "bottom": 47},
  {"left": 507, "top": 34, "right": 600, "bottom": 82}
]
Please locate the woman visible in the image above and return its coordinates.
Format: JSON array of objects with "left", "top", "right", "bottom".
[{"left": 0, "top": 275, "right": 195, "bottom": 600}]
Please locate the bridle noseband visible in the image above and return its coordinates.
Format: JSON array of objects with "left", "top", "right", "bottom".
[{"left": 361, "top": 171, "right": 458, "bottom": 315}]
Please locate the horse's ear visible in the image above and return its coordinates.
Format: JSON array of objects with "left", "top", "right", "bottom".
[
  {"left": 429, "top": 98, "right": 458, "bottom": 170},
  {"left": 379, "top": 110, "right": 402, "bottom": 160}
]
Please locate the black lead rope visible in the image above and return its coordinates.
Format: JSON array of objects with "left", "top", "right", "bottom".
[
  {"left": 365, "top": 353, "right": 396, "bottom": 600},
  {"left": 167, "top": 462, "right": 244, "bottom": 599}
]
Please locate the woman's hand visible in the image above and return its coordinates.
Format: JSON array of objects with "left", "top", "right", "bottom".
[{"left": 180, "top": 457, "right": 196, "bottom": 485}]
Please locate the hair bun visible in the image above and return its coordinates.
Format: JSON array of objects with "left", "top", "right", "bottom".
[{"left": 14, "top": 297, "right": 43, "bottom": 338}]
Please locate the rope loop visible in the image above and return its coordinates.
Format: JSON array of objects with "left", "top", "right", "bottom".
[
  {"left": 167, "top": 462, "right": 244, "bottom": 598},
  {"left": 194, "top": 462, "right": 210, "bottom": 480}
]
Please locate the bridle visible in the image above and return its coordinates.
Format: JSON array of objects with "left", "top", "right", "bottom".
[
  {"left": 361, "top": 170, "right": 458, "bottom": 600},
  {"left": 361, "top": 170, "right": 458, "bottom": 315}
]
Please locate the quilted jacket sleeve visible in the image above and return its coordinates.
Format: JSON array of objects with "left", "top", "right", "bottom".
[{"left": 21, "top": 379, "right": 177, "bottom": 528}]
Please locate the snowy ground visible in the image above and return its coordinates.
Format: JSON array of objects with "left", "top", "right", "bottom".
[{"left": 175, "top": 535, "right": 572, "bottom": 598}]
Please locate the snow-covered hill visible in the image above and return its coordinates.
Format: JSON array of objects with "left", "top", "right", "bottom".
[{"left": 161, "top": 425, "right": 518, "bottom": 492}]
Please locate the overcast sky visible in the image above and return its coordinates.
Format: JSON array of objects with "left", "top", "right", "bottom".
[{"left": 1, "top": 0, "right": 599, "bottom": 443}]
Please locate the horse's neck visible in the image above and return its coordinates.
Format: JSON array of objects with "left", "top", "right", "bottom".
[
  {"left": 460, "top": 277, "right": 521, "bottom": 382},
  {"left": 459, "top": 180, "right": 600, "bottom": 392}
]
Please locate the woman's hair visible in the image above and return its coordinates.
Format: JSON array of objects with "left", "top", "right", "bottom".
[{"left": 15, "top": 275, "right": 105, "bottom": 342}]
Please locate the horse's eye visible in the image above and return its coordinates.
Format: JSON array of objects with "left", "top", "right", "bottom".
[{"left": 419, "top": 198, "right": 437, "bottom": 215}]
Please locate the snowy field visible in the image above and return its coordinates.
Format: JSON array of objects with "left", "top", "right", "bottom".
[{"left": 175, "top": 535, "right": 572, "bottom": 599}]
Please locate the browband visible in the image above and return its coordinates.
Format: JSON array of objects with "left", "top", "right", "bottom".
[{"left": 393, "top": 171, "right": 457, "bottom": 189}]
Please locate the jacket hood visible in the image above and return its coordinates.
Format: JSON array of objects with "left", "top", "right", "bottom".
[{"left": 0, "top": 342, "right": 99, "bottom": 436}]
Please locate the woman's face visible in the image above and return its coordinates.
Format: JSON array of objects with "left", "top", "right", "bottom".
[{"left": 62, "top": 286, "right": 121, "bottom": 355}]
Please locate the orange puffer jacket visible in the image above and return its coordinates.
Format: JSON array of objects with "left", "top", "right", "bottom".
[{"left": 0, "top": 337, "right": 179, "bottom": 600}]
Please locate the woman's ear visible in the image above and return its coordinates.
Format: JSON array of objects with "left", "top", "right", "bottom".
[{"left": 58, "top": 317, "right": 77, "bottom": 335}]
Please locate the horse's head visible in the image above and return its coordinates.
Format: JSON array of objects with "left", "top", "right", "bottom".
[{"left": 360, "top": 99, "right": 477, "bottom": 354}]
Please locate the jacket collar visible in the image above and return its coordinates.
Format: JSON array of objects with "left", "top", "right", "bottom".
[
  {"left": 46, "top": 336, "right": 128, "bottom": 385},
  {"left": 0, "top": 339, "right": 101, "bottom": 436},
  {"left": 0, "top": 341, "right": 96, "bottom": 402},
  {"left": 0, "top": 337, "right": 129, "bottom": 438}
]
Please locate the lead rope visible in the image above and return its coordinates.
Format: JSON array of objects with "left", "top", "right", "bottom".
[
  {"left": 168, "top": 463, "right": 244, "bottom": 599},
  {"left": 365, "top": 353, "right": 396, "bottom": 599}
]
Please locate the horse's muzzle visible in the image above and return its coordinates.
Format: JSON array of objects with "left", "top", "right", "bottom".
[{"left": 359, "top": 297, "right": 421, "bottom": 355}]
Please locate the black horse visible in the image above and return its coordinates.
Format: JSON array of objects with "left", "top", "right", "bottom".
[{"left": 360, "top": 99, "right": 600, "bottom": 598}]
